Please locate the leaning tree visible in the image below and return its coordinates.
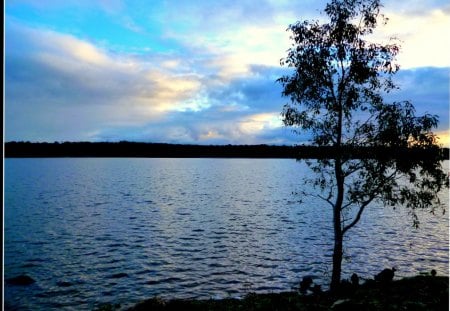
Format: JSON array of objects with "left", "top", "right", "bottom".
[{"left": 277, "top": 0, "right": 448, "bottom": 291}]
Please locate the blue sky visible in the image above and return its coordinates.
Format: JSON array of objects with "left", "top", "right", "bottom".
[{"left": 5, "top": 0, "right": 450, "bottom": 145}]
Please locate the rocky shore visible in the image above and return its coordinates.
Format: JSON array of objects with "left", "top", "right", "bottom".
[{"left": 96, "top": 275, "right": 448, "bottom": 311}]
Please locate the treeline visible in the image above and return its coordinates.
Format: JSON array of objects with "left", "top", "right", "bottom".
[{"left": 4, "top": 141, "right": 449, "bottom": 160}]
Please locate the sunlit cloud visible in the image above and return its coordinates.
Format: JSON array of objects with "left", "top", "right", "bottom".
[
  {"left": 166, "top": 19, "right": 291, "bottom": 83},
  {"left": 436, "top": 131, "right": 450, "bottom": 147},
  {"left": 238, "top": 113, "right": 282, "bottom": 135},
  {"left": 380, "top": 8, "right": 450, "bottom": 68}
]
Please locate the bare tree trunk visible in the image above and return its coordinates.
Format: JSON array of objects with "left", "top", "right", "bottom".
[
  {"left": 329, "top": 88, "right": 345, "bottom": 292},
  {"left": 330, "top": 154, "right": 344, "bottom": 292},
  {"left": 331, "top": 214, "right": 343, "bottom": 292}
]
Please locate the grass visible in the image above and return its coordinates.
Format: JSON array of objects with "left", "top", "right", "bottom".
[{"left": 111, "top": 275, "right": 448, "bottom": 311}]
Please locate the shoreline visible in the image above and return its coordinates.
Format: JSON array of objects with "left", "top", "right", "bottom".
[{"left": 94, "top": 275, "right": 449, "bottom": 311}]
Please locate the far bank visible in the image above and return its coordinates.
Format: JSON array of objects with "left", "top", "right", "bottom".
[{"left": 5, "top": 141, "right": 449, "bottom": 159}]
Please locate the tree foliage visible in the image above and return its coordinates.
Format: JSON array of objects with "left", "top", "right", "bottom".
[{"left": 278, "top": 0, "right": 448, "bottom": 290}]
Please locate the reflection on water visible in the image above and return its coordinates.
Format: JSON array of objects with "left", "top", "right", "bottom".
[{"left": 4, "top": 158, "right": 449, "bottom": 310}]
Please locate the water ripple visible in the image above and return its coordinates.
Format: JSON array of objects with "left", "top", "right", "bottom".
[{"left": 4, "top": 158, "right": 449, "bottom": 310}]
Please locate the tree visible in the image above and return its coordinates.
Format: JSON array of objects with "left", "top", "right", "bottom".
[{"left": 277, "top": 0, "right": 448, "bottom": 291}]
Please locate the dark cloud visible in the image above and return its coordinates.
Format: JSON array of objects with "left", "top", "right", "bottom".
[
  {"left": 206, "top": 66, "right": 287, "bottom": 113},
  {"left": 387, "top": 67, "right": 449, "bottom": 129}
]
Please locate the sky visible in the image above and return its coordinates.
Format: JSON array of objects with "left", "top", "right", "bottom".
[{"left": 4, "top": 0, "right": 450, "bottom": 146}]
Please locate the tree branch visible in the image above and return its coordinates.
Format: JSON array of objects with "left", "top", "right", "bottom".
[
  {"left": 341, "top": 165, "right": 401, "bottom": 235},
  {"left": 317, "top": 193, "right": 335, "bottom": 208},
  {"left": 342, "top": 196, "right": 374, "bottom": 235}
]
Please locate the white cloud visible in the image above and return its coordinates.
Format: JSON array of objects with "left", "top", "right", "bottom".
[
  {"left": 379, "top": 8, "right": 450, "bottom": 68},
  {"left": 238, "top": 113, "right": 282, "bottom": 135}
]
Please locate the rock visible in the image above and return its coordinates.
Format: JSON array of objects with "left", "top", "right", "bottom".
[
  {"left": 351, "top": 273, "right": 359, "bottom": 286},
  {"left": 337, "top": 279, "right": 354, "bottom": 295},
  {"left": 299, "top": 276, "right": 313, "bottom": 294},
  {"left": 7, "top": 275, "right": 35, "bottom": 286},
  {"left": 375, "top": 267, "right": 396, "bottom": 283},
  {"left": 311, "top": 284, "right": 322, "bottom": 295}
]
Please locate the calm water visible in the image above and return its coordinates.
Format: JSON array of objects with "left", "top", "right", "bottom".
[{"left": 4, "top": 158, "right": 449, "bottom": 310}]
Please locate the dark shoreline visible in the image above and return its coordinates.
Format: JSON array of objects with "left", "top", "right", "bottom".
[
  {"left": 5, "top": 141, "right": 449, "bottom": 159},
  {"left": 112, "top": 275, "right": 447, "bottom": 311}
]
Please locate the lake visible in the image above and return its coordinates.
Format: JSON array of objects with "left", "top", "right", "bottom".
[{"left": 4, "top": 158, "right": 449, "bottom": 310}]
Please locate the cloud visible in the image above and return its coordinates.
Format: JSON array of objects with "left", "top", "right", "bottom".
[
  {"left": 174, "top": 0, "right": 450, "bottom": 77},
  {"left": 5, "top": 22, "right": 287, "bottom": 143},
  {"left": 387, "top": 67, "right": 449, "bottom": 129},
  {"left": 383, "top": 0, "right": 450, "bottom": 14},
  {"left": 5, "top": 23, "right": 210, "bottom": 141},
  {"left": 92, "top": 108, "right": 294, "bottom": 145},
  {"left": 378, "top": 8, "right": 450, "bottom": 68},
  {"left": 5, "top": 1, "right": 449, "bottom": 145}
]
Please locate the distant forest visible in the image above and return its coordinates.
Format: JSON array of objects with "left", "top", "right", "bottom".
[{"left": 4, "top": 141, "right": 449, "bottom": 160}]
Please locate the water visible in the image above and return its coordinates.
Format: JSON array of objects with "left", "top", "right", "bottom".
[{"left": 4, "top": 158, "right": 449, "bottom": 310}]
